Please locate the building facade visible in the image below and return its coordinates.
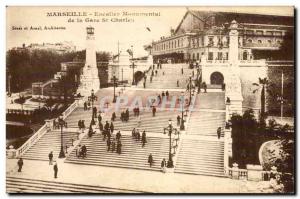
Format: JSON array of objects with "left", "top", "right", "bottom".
[{"left": 150, "top": 10, "right": 293, "bottom": 63}]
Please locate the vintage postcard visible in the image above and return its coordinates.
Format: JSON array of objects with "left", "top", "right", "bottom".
[{"left": 6, "top": 6, "right": 295, "bottom": 194}]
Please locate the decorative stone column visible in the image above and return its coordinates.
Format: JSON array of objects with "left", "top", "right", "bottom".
[{"left": 226, "top": 20, "right": 243, "bottom": 116}]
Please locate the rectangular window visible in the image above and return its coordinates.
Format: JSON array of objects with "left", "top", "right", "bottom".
[
  {"left": 197, "top": 53, "right": 200, "bottom": 60},
  {"left": 256, "top": 30, "right": 263, "bottom": 35},
  {"left": 208, "top": 52, "right": 214, "bottom": 60},
  {"left": 246, "top": 30, "right": 254, "bottom": 35},
  {"left": 274, "top": 31, "right": 282, "bottom": 36},
  {"left": 218, "top": 52, "right": 223, "bottom": 60},
  {"left": 265, "top": 31, "right": 273, "bottom": 36}
]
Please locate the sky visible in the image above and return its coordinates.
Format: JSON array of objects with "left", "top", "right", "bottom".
[{"left": 6, "top": 6, "right": 294, "bottom": 57}]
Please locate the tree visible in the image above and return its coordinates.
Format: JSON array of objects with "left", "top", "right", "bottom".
[
  {"left": 18, "top": 96, "right": 26, "bottom": 112},
  {"left": 253, "top": 77, "right": 268, "bottom": 122}
]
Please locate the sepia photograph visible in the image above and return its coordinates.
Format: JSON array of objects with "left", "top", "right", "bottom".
[{"left": 5, "top": 6, "right": 295, "bottom": 194}]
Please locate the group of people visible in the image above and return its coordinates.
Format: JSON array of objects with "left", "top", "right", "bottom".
[
  {"left": 131, "top": 128, "right": 147, "bottom": 147},
  {"left": 106, "top": 137, "right": 122, "bottom": 154},
  {"left": 76, "top": 144, "right": 87, "bottom": 158},
  {"left": 154, "top": 90, "right": 170, "bottom": 106},
  {"left": 83, "top": 101, "right": 91, "bottom": 111},
  {"left": 77, "top": 120, "right": 86, "bottom": 130},
  {"left": 133, "top": 107, "right": 140, "bottom": 117},
  {"left": 120, "top": 109, "right": 130, "bottom": 122},
  {"left": 53, "top": 118, "right": 68, "bottom": 129}
]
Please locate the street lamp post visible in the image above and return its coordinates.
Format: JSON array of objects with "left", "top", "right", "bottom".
[
  {"left": 88, "top": 89, "right": 98, "bottom": 125},
  {"left": 180, "top": 92, "right": 185, "bottom": 130},
  {"left": 112, "top": 75, "right": 117, "bottom": 103},
  {"left": 131, "top": 62, "right": 136, "bottom": 85},
  {"left": 58, "top": 115, "right": 67, "bottom": 158},
  {"left": 163, "top": 119, "right": 178, "bottom": 168},
  {"left": 189, "top": 75, "right": 192, "bottom": 105}
]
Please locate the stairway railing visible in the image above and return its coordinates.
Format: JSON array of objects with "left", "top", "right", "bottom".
[
  {"left": 13, "top": 100, "right": 79, "bottom": 158},
  {"left": 15, "top": 124, "right": 49, "bottom": 157}
]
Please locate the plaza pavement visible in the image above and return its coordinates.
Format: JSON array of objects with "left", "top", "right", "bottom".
[{"left": 6, "top": 158, "right": 271, "bottom": 193}]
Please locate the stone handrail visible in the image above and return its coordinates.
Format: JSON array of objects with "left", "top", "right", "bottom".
[
  {"left": 228, "top": 168, "right": 248, "bottom": 180},
  {"left": 13, "top": 100, "right": 79, "bottom": 158},
  {"left": 15, "top": 124, "right": 49, "bottom": 157},
  {"left": 62, "top": 100, "right": 79, "bottom": 120}
]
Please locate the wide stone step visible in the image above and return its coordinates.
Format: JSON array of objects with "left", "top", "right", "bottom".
[
  {"left": 174, "top": 168, "right": 224, "bottom": 177},
  {"left": 6, "top": 177, "right": 144, "bottom": 193}
]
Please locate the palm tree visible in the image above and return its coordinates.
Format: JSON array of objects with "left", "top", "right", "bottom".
[{"left": 253, "top": 77, "right": 268, "bottom": 121}]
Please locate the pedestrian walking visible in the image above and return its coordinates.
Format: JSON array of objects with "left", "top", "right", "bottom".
[
  {"left": 177, "top": 115, "right": 181, "bottom": 126},
  {"left": 203, "top": 82, "right": 207, "bottom": 93},
  {"left": 111, "top": 139, "right": 116, "bottom": 152},
  {"left": 107, "top": 138, "right": 111, "bottom": 151},
  {"left": 53, "top": 162, "right": 58, "bottom": 178},
  {"left": 161, "top": 158, "right": 166, "bottom": 173},
  {"left": 142, "top": 131, "right": 147, "bottom": 147},
  {"left": 132, "top": 128, "right": 136, "bottom": 139},
  {"left": 148, "top": 154, "right": 153, "bottom": 167},
  {"left": 136, "top": 129, "right": 141, "bottom": 141},
  {"left": 93, "top": 107, "right": 97, "bottom": 118},
  {"left": 84, "top": 102, "right": 87, "bottom": 110},
  {"left": 17, "top": 158, "right": 23, "bottom": 172},
  {"left": 177, "top": 80, "right": 179, "bottom": 87},
  {"left": 166, "top": 90, "right": 169, "bottom": 99},
  {"left": 98, "top": 114, "right": 102, "bottom": 124},
  {"left": 48, "top": 151, "right": 53, "bottom": 165},
  {"left": 110, "top": 122, "right": 114, "bottom": 134},
  {"left": 217, "top": 127, "right": 221, "bottom": 139},
  {"left": 152, "top": 106, "right": 156, "bottom": 117},
  {"left": 117, "top": 141, "right": 122, "bottom": 154},
  {"left": 78, "top": 120, "right": 81, "bottom": 130},
  {"left": 111, "top": 112, "right": 116, "bottom": 121},
  {"left": 82, "top": 145, "right": 87, "bottom": 158},
  {"left": 116, "top": 131, "right": 121, "bottom": 141}
]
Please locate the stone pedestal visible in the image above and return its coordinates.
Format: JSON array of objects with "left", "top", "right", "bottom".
[
  {"left": 45, "top": 119, "right": 54, "bottom": 130},
  {"left": 227, "top": 96, "right": 243, "bottom": 115},
  {"left": 232, "top": 163, "right": 239, "bottom": 179},
  {"left": 77, "top": 26, "right": 100, "bottom": 96},
  {"left": 247, "top": 164, "right": 263, "bottom": 181},
  {"left": 7, "top": 145, "right": 17, "bottom": 159}
]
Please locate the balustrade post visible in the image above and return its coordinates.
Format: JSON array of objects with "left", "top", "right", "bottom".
[
  {"left": 232, "top": 163, "right": 239, "bottom": 179},
  {"left": 7, "top": 145, "right": 17, "bottom": 159}
]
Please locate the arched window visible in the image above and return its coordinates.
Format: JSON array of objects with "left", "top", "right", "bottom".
[
  {"left": 258, "top": 40, "right": 262, "bottom": 44},
  {"left": 247, "top": 39, "right": 252, "bottom": 43}
]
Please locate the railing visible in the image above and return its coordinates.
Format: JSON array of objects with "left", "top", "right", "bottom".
[
  {"left": 62, "top": 100, "right": 79, "bottom": 120},
  {"left": 12, "top": 100, "right": 79, "bottom": 158},
  {"left": 204, "top": 60, "right": 229, "bottom": 64},
  {"left": 228, "top": 168, "right": 248, "bottom": 180},
  {"left": 239, "top": 59, "right": 266, "bottom": 65},
  {"left": 15, "top": 123, "right": 49, "bottom": 157}
]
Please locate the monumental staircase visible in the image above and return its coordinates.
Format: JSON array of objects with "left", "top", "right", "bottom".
[
  {"left": 65, "top": 108, "right": 181, "bottom": 134},
  {"left": 174, "top": 92, "right": 226, "bottom": 177},
  {"left": 65, "top": 134, "right": 170, "bottom": 171},
  {"left": 138, "top": 64, "right": 194, "bottom": 89},
  {"left": 21, "top": 129, "right": 78, "bottom": 161}
]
